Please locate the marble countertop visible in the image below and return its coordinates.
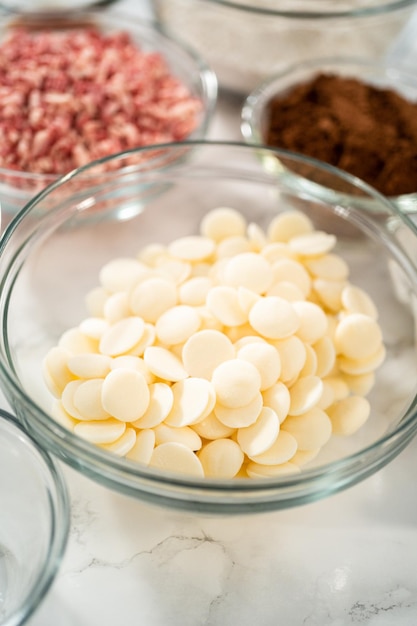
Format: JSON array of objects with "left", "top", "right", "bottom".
[
  {"left": 25, "top": 436, "right": 417, "bottom": 626},
  {"left": 2, "top": 2, "right": 417, "bottom": 624}
]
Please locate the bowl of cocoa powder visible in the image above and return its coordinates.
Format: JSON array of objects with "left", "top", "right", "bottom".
[
  {"left": 241, "top": 57, "right": 417, "bottom": 216},
  {"left": 0, "top": 10, "right": 217, "bottom": 221}
]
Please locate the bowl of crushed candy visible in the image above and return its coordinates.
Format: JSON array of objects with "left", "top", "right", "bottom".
[
  {"left": 0, "top": 9, "right": 217, "bottom": 221},
  {"left": 1, "top": 140, "right": 417, "bottom": 515},
  {"left": 0, "top": 409, "right": 69, "bottom": 626},
  {"left": 241, "top": 56, "right": 417, "bottom": 216},
  {"left": 152, "top": 0, "right": 417, "bottom": 95}
]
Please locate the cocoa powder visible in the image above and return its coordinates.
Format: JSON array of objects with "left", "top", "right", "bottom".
[{"left": 264, "top": 73, "right": 417, "bottom": 197}]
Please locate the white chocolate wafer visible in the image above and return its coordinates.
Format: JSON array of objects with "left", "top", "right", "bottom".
[
  {"left": 101, "top": 427, "right": 137, "bottom": 456},
  {"left": 305, "top": 253, "right": 349, "bottom": 281},
  {"left": 211, "top": 358, "right": 261, "bottom": 408},
  {"left": 247, "top": 430, "right": 298, "bottom": 465},
  {"left": 99, "top": 257, "right": 149, "bottom": 292},
  {"left": 273, "top": 336, "right": 307, "bottom": 383},
  {"left": 341, "top": 284, "right": 378, "bottom": 319},
  {"left": 334, "top": 313, "right": 383, "bottom": 360},
  {"left": 337, "top": 344, "right": 386, "bottom": 375},
  {"left": 192, "top": 412, "right": 236, "bottom": 440},
  {"left": 103, "top": 292, "right": 130, "bottom": 324},
  {"left": 73, "top": 379, "right": 110, "bottom": 420},
  {"left": 150, "top": 442, "right": 204, "bottom": 477},
  {"left": 216, "top": 235, "right": 251, "bottom": 259},
  {"left": 179, "top": 276, "right": 213, "bottom": 306},
  {"left": 214, "top": 392, "right": 263, "bottom": 429},
  {"left": 282, "top": 408, "right": 332, "bottom": 450},
  {"left": 154, "top": 424, "right": 202, "bottom": 451},
  {"left": 289, "top": 231, "right": 336, "bottom": 256},
  {"left": 132, "top": 382, "right": 174, "bottom": 429},
  {"left": 126, "top": 429, "right": 155, "bottom": 465},
  {"left": 198, "top": 439, "right": 244, "bottom": 478},
  {"left": 223, "top": 252, "right": 273, "bottom": 294},
  {"left": 182, "top": 329, "right": 235, "bottom": 379},
  {"left": 293, "top": 301, "right": 328, "bottom": 344},
  {"left": 327, "top": 395, "right": 371, "bottom": 435},
  {"left": 249, "top": 296, "right": 300, "bottom": 339},
  {"left": 74, "top": 418, "right": 126, "bottom": 444},
  {"left": 130, "top": 277, "right": 177, "bottom": 323},
  {"left": 237, "top": 341, "right": 281, "bottom": 391},
  {"left": 80, "top": 317, "right": 110, "bottom": 340},
  {"left": 164, "top": 377, "right": 216, "bottom": 427},
  {"left": 237, "top": 406, "right": 280, "bottom": 457},
  {"left": 200, "top": 207, "right": 247, "bottom": 241},
  {"left": 43, "top": 346, "right": 75, "bottom": 396},
  {"left": 67, "top": 353, "right": 111, "bottom": 379},
  {"left": 267, "top": 210, "right": 313, "bottom": 242},
  {"left": 144, "top": 346, "right": 188, "bottom": 382},
  {"left": 101, "top": 368, "right": 150, "bottom": 422},
  {"left": 206, "top": 285, "right": 247, "bottom": 327},
  {"left": 58, "top": 327, "right": 98, "bottom": 354},
  {"left": 289, "top": 376, "right": 324, "bottom": 416},
  {"left": 99, "top": 317, "right": 145, "bottom": 356},
  {"left": 155, "top": 305, "right": 201, "bottom": 346},
  {"left": 262, "top": 382, "right": 291, "bottom": 423},
  {"left": 168, "top": 235, "right": 216, "bottom": 262},
  {"left": 246, "top": 461, "right": 300, "bottom": 477},
  {"left": 271, "top": 259, "right": 311, "bottom": 297}
]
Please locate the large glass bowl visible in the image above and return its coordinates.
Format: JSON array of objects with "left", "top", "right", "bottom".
[
  {"left": 241, "top": 56, "right": 417, "bottom": 215},
  {"left": 0, "top": 410, "right": 69, "bottom": 626},
  {"left": 0, "top": 10, "right": 217, "bottom": 221},
  {"left": 1, "top": 141, "right": 417, "bottom": 515},
  {"left": 152, "top": 0, "right": 417, "bottom": 95}
]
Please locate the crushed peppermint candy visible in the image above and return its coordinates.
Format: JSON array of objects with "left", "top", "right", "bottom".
[{"left": 0, "top": 26, "right": 204, "bottom": 175}]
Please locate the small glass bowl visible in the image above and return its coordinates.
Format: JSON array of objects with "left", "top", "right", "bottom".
[
  {"left": 1, "top": 141, "right": 417, "bottom": 515},
  {"left": 152, "top": 0, "right": 417, "bottom": 95},
  {"left": 0, "top": 410, "right": 69, "bottom": 626},
  {"left": 241, "top": 56, "right": 417, "bottom": 215},
  {"left": 0, "top": 10, "right": 217, "bottom": 221}
]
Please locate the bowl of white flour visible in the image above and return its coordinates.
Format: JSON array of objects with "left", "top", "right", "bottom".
[{"left": 153, "top": 0, "right": 417, "bottom": 95}]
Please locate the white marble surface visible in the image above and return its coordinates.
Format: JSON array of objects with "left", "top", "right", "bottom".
[
  {"left": 3, "top": 2, "right": 417, "bottom": 625},
  {"left": 26, "top": 441, "right": 417, "bottom": 626}
]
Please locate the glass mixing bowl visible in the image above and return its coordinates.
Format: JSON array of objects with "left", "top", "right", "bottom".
[
  {"left": 1, "top": 141, "right": 417, "bottom": 515},
  {"left": 0, "top": 410, "right": 69, "bottom": 626},
  {"left": 0, "top": 10, "right": 217, "bottom": 221},
  {"left": 152, "top": 0, "right": 417, "bottom": 95},
  {"left": 241, "top": 56, "right": 417, "bottom": 215}
]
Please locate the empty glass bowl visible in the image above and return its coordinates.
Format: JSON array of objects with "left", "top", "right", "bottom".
[
  {"left": 1, "top": 141, "right": 417, "bottom": 514},
  {"left": 0, "top": 410, "right": 69, "bottom": 626}
]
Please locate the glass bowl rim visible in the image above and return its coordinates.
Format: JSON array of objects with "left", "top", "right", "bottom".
[
  {"left": 0, "top": 0, "right": 119, "bottom": 16},
  {"left": 157, "top": 0, "right": 417, "bottom": 19},
  {"left": 1, "top": 139, "right": 417, "bottom": 509},
  {"left": 0, "top": 409, "right": 70, "bottom": 626}
]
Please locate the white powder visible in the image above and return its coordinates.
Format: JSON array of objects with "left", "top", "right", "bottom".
[{"left": 154, "top": 0, "right": 416, "bottom": 94}]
